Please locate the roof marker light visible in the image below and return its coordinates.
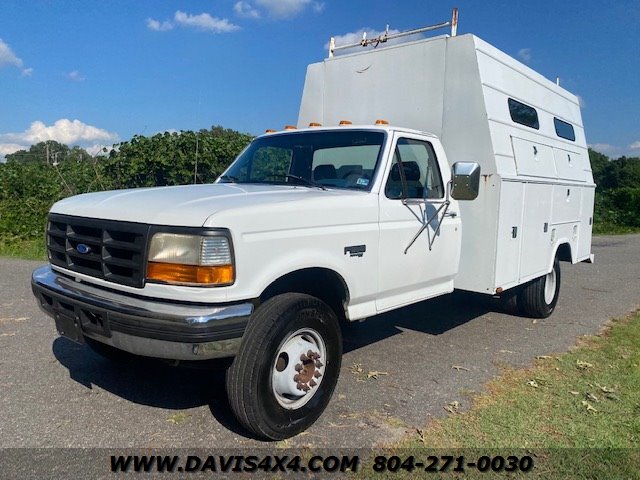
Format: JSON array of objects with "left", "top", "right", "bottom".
[
  {"left": 265, "top": 129, "right": 276, "bottom": 133},
  {"left": 284, "top": 125, "right": 297, "bottom": 130},
  {"left": 309, "top": 122, "right": 322, "bottom": 127},
  {"left": 375, "top": 119, "right": 389, "bottom": 125},
  {"left": 339, "top": 120, "right": 352, "bottom": 125}
]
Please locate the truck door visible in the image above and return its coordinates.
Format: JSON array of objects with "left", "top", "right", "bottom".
[{"left": 376, "top": 134, "right": 461, "bottom": 312}]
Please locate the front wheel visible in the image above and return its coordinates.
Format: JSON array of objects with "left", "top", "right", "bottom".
[
  {"left": 518, "top": 257, "right": 561, "bottom": 318},
  {"left": 226, "top": 293, "right": 342, "bottom": 440}
]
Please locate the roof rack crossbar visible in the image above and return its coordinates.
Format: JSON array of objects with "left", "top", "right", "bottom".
[{"left": 328, "top": 7, "right": 458, "bottom": 58}]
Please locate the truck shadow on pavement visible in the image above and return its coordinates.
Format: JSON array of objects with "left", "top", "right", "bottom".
[
  {"left": 52, "top": 290, "right": 497, "bottom": 439},
  {"left": 341, "top": 290, "right": 493, "bottom": 353}
]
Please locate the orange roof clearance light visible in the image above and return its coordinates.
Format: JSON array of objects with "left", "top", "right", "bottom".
[
  {"left": 265, "top": 129, "right": 276, "bottom": 133},
  {"left": 375, "top": 119, "right": 390, "bottom": 125},
  {"left": 308, "top": 122, "right": 322, "bottom": 127},
  {"left": 339, "top": 120, "right": 353, "bottom": 125},
  {"left": 284, "top": 125, "right": 297, "bottom": 130}
]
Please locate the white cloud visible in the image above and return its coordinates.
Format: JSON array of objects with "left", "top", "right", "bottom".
[
  {"left": 85, "top": 144, "right": 112, "bottom": 156},
  {"left": 234, "top": 1, "right": 260, "bottom": 19},
  {"left": 589, "top": 142, "right": 640, "bottom": 158},
  {"left": 146, "top": 18, "right": 174, "bottom": 32},
  {"left": 0, "top": 118, "right": 118, "bottom": 155},
  {"left": 518, "top": 48, "right": 532, "bottom": 63},
  {"left": 0, "top": 39, "right": 23, "bottom": 68},
  {"left": 147, "top": 11, "right": 240, "bottom": 33},
  {"left": 255, "top": 0, "right": 314, "bottom": 18},
  {"left": 588, "top": 143, "right": 618, "bottom": 155},
  {"left": 0, "top": 38, "right": 32, "bottom": 76},
  {"left": 0, "top": 143, "right": 26, "bottom": 158},
  {"left": 66, "top": 70, "right": 86, "bottom": 82},
  {"left": 174, "top": 11, "right": 240, "bottom": 32},
  {"left": 313, "top": 2, "right": 325, "bottom": 13}
]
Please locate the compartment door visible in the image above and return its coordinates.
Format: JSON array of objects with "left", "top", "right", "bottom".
[
  {"left": 512, "top": 137, "right": 557, "bottom": 179},
  {"left": 495, "top": 181, "right": 524, "bottom": 289},
  {"left": 519, "top": 183, "right": 553, "bottom": 280}
]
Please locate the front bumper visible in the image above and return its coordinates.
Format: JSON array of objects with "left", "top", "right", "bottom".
[{"left": 31, "top": 265, "right": 253, "bottom": 360}]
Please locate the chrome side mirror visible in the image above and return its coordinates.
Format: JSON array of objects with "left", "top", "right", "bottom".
[{"left": 450, "top": 162, "right": 481, "bottom": 200}]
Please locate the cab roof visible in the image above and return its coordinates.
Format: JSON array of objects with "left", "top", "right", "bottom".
[{"left": 257, "top": 124, "right": 439, "bottom": 140}]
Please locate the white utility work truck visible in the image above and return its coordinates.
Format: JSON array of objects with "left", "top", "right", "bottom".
[{"left": 32, "top": 11, "right": 594, "bottom": 440}]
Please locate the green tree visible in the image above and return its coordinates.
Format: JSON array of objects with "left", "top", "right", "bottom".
[
  {"left": 5, "top": 141, "right": 71, "bottom": 164},
  {"left": 105, "top": 126, "right": 253, "bottom": 189}
]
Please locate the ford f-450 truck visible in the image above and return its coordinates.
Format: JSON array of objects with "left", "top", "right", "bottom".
[{"left": 32, "top": 15, "right": 594, "bottom": 440}]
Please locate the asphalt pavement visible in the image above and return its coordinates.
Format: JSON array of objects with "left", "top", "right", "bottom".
[{"left": 1, "top": 234, "right": 638, "bottom": 448}]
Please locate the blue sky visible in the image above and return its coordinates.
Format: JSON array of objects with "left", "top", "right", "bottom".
[{"left": 0, "top": 0, "right": 638, "bottom": 159}]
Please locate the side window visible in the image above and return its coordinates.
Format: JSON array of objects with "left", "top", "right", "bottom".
[
  {"left": 385, "top": 138, "right": 444, "bottom": 200},
  {"left": 508, "top": 98, "right": 539, "bottom": 129},
  {"left": 554, "top": 118, "right": 576, "bottom": 141}
]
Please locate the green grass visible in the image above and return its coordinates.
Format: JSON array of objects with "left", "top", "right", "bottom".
[
  {"left": 0, "top": 236, "right": 46, "bottom": 260},
  {"left": 385, "top": 312, "right": 640, "bottom": 479},
  {"left": 593, "top": 222, "right": 640, "bottom": 235}
]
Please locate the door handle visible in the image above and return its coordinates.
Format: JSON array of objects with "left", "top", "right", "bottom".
[{"left": 444, "top": 211, "right": 457, "bottom": 218}]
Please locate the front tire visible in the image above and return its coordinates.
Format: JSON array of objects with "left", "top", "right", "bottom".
[
  {"left": 518, "top": 257, "right": 561, "bottom": 318},
  {"left": 226, "top": 293, "right": 342, "bottom": 440}
]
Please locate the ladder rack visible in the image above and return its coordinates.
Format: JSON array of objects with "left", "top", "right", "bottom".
[{"left": 328, "top": 7, "right": 458, "bottom": 58}]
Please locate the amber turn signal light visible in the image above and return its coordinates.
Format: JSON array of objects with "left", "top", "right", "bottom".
[{"left": 147, "top": 262, "right": 234, "bottom": 286}]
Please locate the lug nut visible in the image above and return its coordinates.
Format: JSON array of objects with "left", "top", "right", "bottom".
[
  {"left": 295, "top": 364, "right": 303, "bottom": 372},
  {"left": 309, "top": 379, "right": 317, "bottom": 387},
  {"left": 315, "top": 361, "right": 323, "bottom": 368},
  {"left": 296, "top": 383, "right": 304, "bottom": 390},
  {"left": 300, "top": 354, "right": 309, "bottom": 362},
  {"left": 314, "top": 371, "right": 322, "bottom": 378},
  {"left": 293, "top": 374, "right": 300, "bottom": 382}
]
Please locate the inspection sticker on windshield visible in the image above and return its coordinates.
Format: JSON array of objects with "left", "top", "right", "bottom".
[{"left": 356, "top": 178, "right": 369, "bottom": 186}]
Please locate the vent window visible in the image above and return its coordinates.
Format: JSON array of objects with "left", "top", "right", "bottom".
[
  {"left": 508, "top": 98, "right": 539, "bottom": 130},
  {"left": 554, "top": 117, "right": 576, "bottom": 141}
]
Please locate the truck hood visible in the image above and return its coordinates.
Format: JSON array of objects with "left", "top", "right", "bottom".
[{"left": 50, "top": 183, "right": 362, "bottom": 227}]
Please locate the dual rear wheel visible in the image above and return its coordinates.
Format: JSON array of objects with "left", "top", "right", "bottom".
[{"left": 500, "top": 257, "right": 561, "bottom": 318}]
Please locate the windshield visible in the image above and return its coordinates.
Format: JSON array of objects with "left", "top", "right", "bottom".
[{"left": 219, "top": 130, "right": 385, "bottom": 190}]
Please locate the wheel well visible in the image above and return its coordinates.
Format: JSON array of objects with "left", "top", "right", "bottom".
[
  {"left": 556, "top": 243, "right": 572, "bottom": 262},
  {"left": 260, "top": 268, "right": 350, "bottom": 320}
]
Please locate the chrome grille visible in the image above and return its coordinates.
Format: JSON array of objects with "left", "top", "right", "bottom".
[{"left": 47, "top": 214, "right": 150, "bottom": 287}]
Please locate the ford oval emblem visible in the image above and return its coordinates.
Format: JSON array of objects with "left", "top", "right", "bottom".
[{"left": 76, "top": 243, "right": 91, "bottom": 254}]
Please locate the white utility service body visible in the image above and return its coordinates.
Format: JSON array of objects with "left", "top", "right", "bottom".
[
  {"left": 31, "top": 21, "right": 594, "bottom": 440},
  {"left": 299, "top": 33, "right": 595, "bottom": 296}
]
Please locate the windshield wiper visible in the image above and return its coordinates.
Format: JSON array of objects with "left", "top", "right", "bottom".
[
  {"left": 285, "top": 174, "right": 327, "bottom": 191},
  {"left": 218, "top": 174, "right": 239, "bottom": 183}
]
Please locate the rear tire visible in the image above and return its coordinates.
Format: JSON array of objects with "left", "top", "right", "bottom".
[
  {"left": 518, "top": 257, "right": 561, "bottom": 318},
  {"left": 226, "top": 293, "right": 342, "bottom": 440}
]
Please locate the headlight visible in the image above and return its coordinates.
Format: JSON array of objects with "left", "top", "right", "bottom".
[{"left": 146, "top": 232, "right": 234, "bottom": 286}]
